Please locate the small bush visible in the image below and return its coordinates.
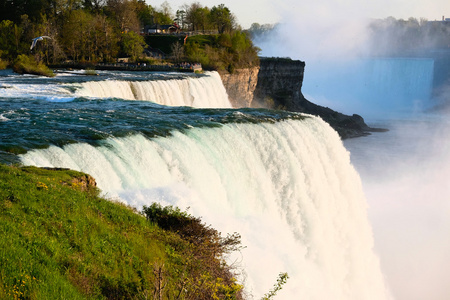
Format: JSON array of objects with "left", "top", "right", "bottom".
[
  {"left": 143, "top": 203, "right": 244, "bottom": 299},
  {"left": 12, "top": 54, "right": 55, "bottom": 77},
  {"left": 0, "top": 59, "right": 7, "bottom": 70},
  {"left": 143, "top": 203, "right": 241, "bottom": 253},
  {"left": 84, "top": 68, "right": 98, "bottom": 76}
]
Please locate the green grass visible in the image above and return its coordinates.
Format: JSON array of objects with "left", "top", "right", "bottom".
[
  {"left": 0, "top": 164, "right": 243, "bottom": 299},
  {"left": 185, "top": 35, "right": 217, "bottom": 48}
]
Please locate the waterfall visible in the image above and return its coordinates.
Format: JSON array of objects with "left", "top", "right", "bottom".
[
  {"left": 303, "top": 58, "right": 435, "bottom": 116},
  {"left": 364, "top": 58, "right": 434, "bottom": 107},
  {"left": 76, "top": 71, "right": 232, "bottom": 108},
  {"left": 19, "top": 115, "right": 392, "bottom": 299}
]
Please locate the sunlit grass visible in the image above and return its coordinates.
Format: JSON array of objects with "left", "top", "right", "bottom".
[
  {"left": 0, "top": 164, "right": 244, "bottom": 299},
  {"left": 0, "top": 164, "right": 169, "bottom": 299}
]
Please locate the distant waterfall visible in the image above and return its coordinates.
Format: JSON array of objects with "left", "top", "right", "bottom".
[
  {"left": 365, "top": 58, "right": 434, "bottom": 106},
  {"left": 76, "top": 71, "right": 232, "bottom": 108},
  {"left": 303, "top": 58, "right": 435, "bottom": 116},
  {"left": 20, "top": 115, "right": 392, "bottom": 299}
]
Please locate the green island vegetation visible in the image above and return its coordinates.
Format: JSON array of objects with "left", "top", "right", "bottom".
[
  {"left": 0, "top": 163, "right": 248, "bottom": 299},
  {"left": 12, "top": 54, "right": 55, "bottom": 77},
  {"left": 0, "top": 1, "right": 260, "bottom": 76}
]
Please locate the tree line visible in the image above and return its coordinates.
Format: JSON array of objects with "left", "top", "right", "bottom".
[
  {"left": 366, "top": 17, "right": 450, "bottom": 56},
  {"left": 247, "top": 17, "right": 450, "bottom": 58},
  {"left": 0, "top": 0, "right": 259, "bottom": 71}
]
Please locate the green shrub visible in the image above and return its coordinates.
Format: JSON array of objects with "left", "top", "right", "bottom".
[
  {"left": 12, "top": 54, "right": 55, "bottom": 77},
  {"left": 143, "top": 203, "right": 244, "bottom": 299},
  {"left": 0, "top": 59, "right": 7, "bottom": 70},
  {"left": 84, "top": 68, "right": 98, "bottom": 76},
  {"left": 143, "top": 203, "right": 241, "bottom": 252}
]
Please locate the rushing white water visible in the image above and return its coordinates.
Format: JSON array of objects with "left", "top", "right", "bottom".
[
  {"left": 0, "top": 82, "right": 77, "bottom": 102},
  {"left": 20, "top": 115, "right": 391, "bottom": 299},
  {"left": 76, "top": 71, "right": 232, "bottom": 108}
]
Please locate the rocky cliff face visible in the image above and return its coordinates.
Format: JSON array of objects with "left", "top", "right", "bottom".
[
  {"left": 219, "top": 67, "right": 259, "bottom": 107},
  {"left": 252, "top": 58, "right": 305, "bottom": 109},
  {"left": 220, "top": 58, "right": 383, "bottom": 139}
]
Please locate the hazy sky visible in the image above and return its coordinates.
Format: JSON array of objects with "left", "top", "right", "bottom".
[{"left": 151, "top": 0, "right": 450, "bottom": 28}]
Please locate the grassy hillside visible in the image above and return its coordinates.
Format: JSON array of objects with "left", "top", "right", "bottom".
[{"left": 0, "top": 164, "right": 243, "bottom": 299}]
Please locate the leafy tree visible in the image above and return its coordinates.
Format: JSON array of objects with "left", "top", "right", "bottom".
[
  {"left": 136, "top": 0, "right": 153, "bottom": 25},
  {"left": 194, "top": 6, "right": 211, "bottom": 32},
  {"left": 159, "top": 1, "right": 173, "bottom": 21},
  {"left": 170, "top": 41, "right": 184, "bottom": 62},
  {"left": 31, "top": 14, "right": 66, "bottom": 64},
  {"left": 367, "top": 17, "right": 450, "bottom": 55},
  {"left": 60, "top": 10, "right": 118, "bottom": 62},
  {"left": 184, "top": 30, "right": 259, "bottom": 71},
  {"left": 175, "top": 9, "right": 186, "bottom": 29},
  {"left": 83, "top": 0, "right": 107, "bottom": 12},
  {"left": 248, "top": 22, "right": 275, "bottom": 38},
  {"left": 231, "top": 30, "right": 259, "bottom": 67},
  {"left": 61, "top": 9, "right": 94, "bottom": 61},
  {"left": 0, "top": 0, "right": 258, "bottom": 68},
  {"left": 0, "top": 20, "right": 21, "bottom": 61},
  {"left": 47, "top": 0, "right": 84, "bottom": 19},
  {"left": 183, "top": 2, "right": 213, "bottom": 32},
  {"left": 183, "top": 2, "right": 200, "bottom": 31},
  {"left": 106, "top": 0, "right": 140, "bottom": 32},
  {"left": 184, "top": 40, "right": 210, "bottom": 66},
  {"left": 210, "top": 4, "right": 235, "bottom": 33},
  {"left": 90, "top": 14, "right": 119, "bottom": 61},
  {"left": 0, "top": 0, "right": 46, "bottom": 23},
  {"left": 121, "top": 31, "right": 145, "bottom": 61}
]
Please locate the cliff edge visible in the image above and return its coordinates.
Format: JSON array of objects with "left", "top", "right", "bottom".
[{"left": 220, "top": 57, "right": 384, "bottom": 139}]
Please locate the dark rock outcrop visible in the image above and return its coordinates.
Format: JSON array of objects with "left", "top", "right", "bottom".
[{"left": 220, "top": 57, "right": 386, "bottom": 139}]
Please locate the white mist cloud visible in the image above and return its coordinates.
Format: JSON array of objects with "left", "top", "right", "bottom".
[
  {"left": 345, "top": 118, "right": 450, "bottom": 300},
  {"left": 255, "top": 0, "right": 449, "bottom": 60},
  {"left": 256, "top": 3, "right": 371, "bottom": 61}
]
